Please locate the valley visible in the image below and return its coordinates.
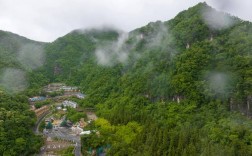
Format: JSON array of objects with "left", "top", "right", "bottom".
[
  {"left": 29, "top": 83, "right": 97, "bottom": 156},
  {"left": 0, "top": 2, "right": 252, "bottom": 156}
]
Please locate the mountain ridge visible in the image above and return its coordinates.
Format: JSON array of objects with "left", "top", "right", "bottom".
[
  {"left": 1, "top": 2, "right": 252, "bottom": 155},
  {"left": 1, "top": 2, "right": 251, "bottom": 43}
]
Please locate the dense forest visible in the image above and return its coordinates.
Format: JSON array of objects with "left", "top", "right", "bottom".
[
  {"left": 0, "top": 92, "right": 43, "bottom": 155},
  {"left": 0, "top": 31, "right": 45, "bottom": 155},
  {"left": 0, "top": 2, "right": 252, "bottom": 155}
]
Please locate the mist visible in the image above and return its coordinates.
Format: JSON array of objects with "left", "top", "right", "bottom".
[
  {"left": 17, "top": 43, "right": 45, "bottom": 70},
  {"left": 203, "top": 72, "right": 233, "bottom": 98},
  {"left": 95, "top": 32, "right": 129, "bottom": 66},
  {"left": 147, "top": 22, "right": 170, "bottom": 48},
  {"left": 0, "top": 68, "right": 28, "bottom": 93},
  {"left": 201, "top": 6, "right": 236, "bottom": 30}
]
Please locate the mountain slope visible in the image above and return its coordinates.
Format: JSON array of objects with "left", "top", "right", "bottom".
[
  {"left": 1, "top": 2, "right": 252, "bottom": 156},
  {"left": 28, "top": 3, "right": 252, "bottom": 155},
  {"left": 0, "top": 30, "right": 45, "bottom": 70},
  {"left": 0, "top": 30, "right": 46, "bottom": 93},
  {"left": 42, "top": 2, "right": 252, "bottom": 107},
  {"left": 0, "top": 32, "right": 45, "bottom": 155}
]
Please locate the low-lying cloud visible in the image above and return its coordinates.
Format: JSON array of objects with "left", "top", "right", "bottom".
[
  {"left": 148, "top": 22, "right": 170, "bottom": 48},
  {"left": 203, "top": 72, "right": 233, "bottom": 98},
  {"left": 17, "top": 43, "right": 45, "bottom": 70},
  {"left": 208, "top": 73, "right": 228, "bottom": 94},
  {"left": 202, "top": 7, "right": 236, "bottom": 30},
  {"left": 0, "top": 68, "right": 28, "bottom": 93},
  {"left": 95, "top": 32, "right": 129, "bottom": 66}
]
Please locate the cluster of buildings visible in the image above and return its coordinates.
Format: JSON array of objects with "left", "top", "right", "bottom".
[
  {"left": 76, "top": 93, "right": 85, "bottom": 99},
  {"left": 60, "top": 86, "right": 79, "bottom": 92},
  {"left": 56, "top": 100, "right": 78, "bottom": 111},
  {"left": 63, "top": 100, "right": 78, "bottom": 109},
  {"left": 71, "top": 120, "right": 92, "bottom": 136},
  {"left": 44, "top": 83, "right": 80, "bottom": 93},
  {"left": 43, "top": 83, "right": 85, "bottom": 99},
  {"left": 45, "top": 115, "right": 91, "bottom": 136},
  {"left": 30, "top": 83, "right": 90, "bottom": 134},
  {"left": 29, "top": 96, "right": 46, "bottom": 102},
  {"left": 43, "top": 83, "right": 65, "bottom": 93}
]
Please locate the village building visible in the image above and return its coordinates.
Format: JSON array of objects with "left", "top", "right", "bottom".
[
  {"left": 29, "top": 96, "right": 46, "bottom": 102},
  {"left": 76, "top": 93, "right": 85, "bottom": 99},
  {"left": 80, "top": 130, "right": 91, "bottom": 135},
  {"left": 71, "top": 126, "right": 83, "bottom": 135},
  {"left": 52, "top": 119, "right": 61, "bottom": 128},
  {"left": 44, "top": 83, "right": 65, "bottom": 92},
  {"left": 60, "top": 86, "right": 79, "bottom": 92},
  {"left": 62, "top": 100, "right": 78, "bottom": 108}
]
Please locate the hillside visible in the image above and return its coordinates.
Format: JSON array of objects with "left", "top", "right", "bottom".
[
  {"left": 0, "top": 30, "right": 46, "bottom": 93},
  {"left": 28, "top": 2, "right": 252, "bottom": 155},
  {"left": 0, "top": 30, "right": 45, "bottom": 70},
  {"left": 41, "top": 2, "right": 252, "bottom": 114},
  {"left": 0, "top": 31, "right": 45, "bottom": 155},
  {"left": 1, "top": 2, "right": 252, "bottom": 155}
]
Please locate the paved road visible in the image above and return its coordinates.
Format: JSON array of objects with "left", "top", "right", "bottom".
[
  {"left": 44, "top": 127, "right": 81, "bottom": 156},
  {"left": 75, "top": 142, "right": 82, "bottom": 156},
  {"left": 34, "top": 111, "right": 52, "bottom": 134},
  {"left": 47, "top": 128, "right": 79, "bottom": 142}
]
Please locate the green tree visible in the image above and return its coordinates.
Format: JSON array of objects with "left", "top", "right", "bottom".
[{"left": 46, "top": 121, "right": 53, "bottom": 129}]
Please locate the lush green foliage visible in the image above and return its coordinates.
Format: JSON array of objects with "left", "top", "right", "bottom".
[
  {"left": 35, "top": 3, "right": 252, "bottom": 155},
  {"left": 0, "top": 92, "right": 43, "bottom": 155},
  {"left": 1, "top": 2, "right": 252, "bottom": 156},
  {"left": 51, "top": 3, "right": 252, "bottom": 155},
  {"left": 81, "top": 118, "right": 142, "bottom": 155},
  {"left": 56, "top": 146, "right": 75, "bottom": 156},
  {"left": 66, "top": 107, "right": 87, "bottom": 123},
  {"left": 34, "top": 99, "right": 51, "bottom": 109},
  {"left": 45, "top": 121, "right": 53, "bottom": 129}
]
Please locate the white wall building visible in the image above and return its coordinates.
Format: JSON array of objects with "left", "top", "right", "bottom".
[
  {"left": 60, "top": 86, "right": 79, "bottom": 92},
  {"left": 80, "top": 130, "right": 91, "bottom": 135},
  {"left": 62, "top": 100, "right": 77, "bottom": 108},
  {"left": 76, "top": 93, "right": 85, "bottom": 99},
  {"left": 71, "top": 126, "right": 83, "bottom": 135}
]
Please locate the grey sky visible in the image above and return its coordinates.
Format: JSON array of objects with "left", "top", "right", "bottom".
[{"left": 0, "top": 0, "right": 250, "bottom": 42}]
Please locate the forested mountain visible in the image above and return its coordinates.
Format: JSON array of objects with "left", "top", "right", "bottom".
[
  {"left": 0, "top": 30, "right": 45, "bottom": 70},
  {"left": 41, "top": 2, "right": 252, "bottom": 116},
  {"left": 1, "top": 2, "right": 252, "bottom": 155},
  {"left": 32, "top": 3, "right": 252, "bottom": 155},
  {"left": 0, "top": 30, "right": 46, "bottom": 93},
  {"left": 0, "top": 31, "right": 45, "bottom": 155},
  {"left": 0, "top": 93, "right": 43, "bottom": 155}
]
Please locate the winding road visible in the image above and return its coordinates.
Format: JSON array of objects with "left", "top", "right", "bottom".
[{"left": 34, "top": 111, "right": 52, "bottom": 134}]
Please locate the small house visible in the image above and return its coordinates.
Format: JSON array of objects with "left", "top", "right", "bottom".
[
  {"left": 80, "top": 130, "right": 91, "bottom": 135},
  {"left": 29, "top": 96, "right": 46, "bottom": 102},
  {"left": 76, "top": 93, "right": 85, "bottom": 99},
  {"left": 60, "top": 86, "right": 79, "bottom": 92},
  {"left": 62, "top": 100, "right": 78, "bottom": 108}
]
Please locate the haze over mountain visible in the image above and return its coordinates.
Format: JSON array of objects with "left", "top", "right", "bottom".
[{"left": 0, "top": 2, "right": 252, "bottom": 155}]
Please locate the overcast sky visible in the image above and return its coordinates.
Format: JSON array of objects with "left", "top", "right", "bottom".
[{"left": 0, "top": 0, "right": 250, "bottom": 42}]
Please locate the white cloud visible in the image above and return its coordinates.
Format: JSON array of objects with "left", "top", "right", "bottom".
[
  {"left": 0, "top": 0, "right": 251, "bottom": 42},
  {"left": 0, "top": 68, "right": 28, "bottom": 93},
  {"left": 95, "top": 32, "right": 129, "bottom": 66},
  {"left": 202, "top": 7, "right": 236, "bottom": 30},
  {"left": 17, "top": 43, "right": 45, "bottom": 70}
]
